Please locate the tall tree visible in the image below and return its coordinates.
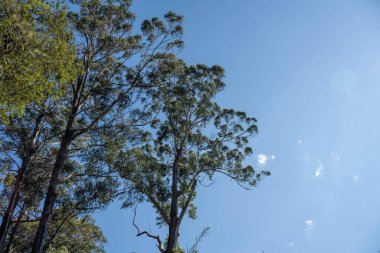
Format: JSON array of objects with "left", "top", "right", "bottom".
[
  {"left": 0, "top": 0, "right": 76, "bottom": 122},
  {"left": 0, "top": 102, "right": 60, "bottom": 250},
  {"left": 115, "top": 59, "right": 270, "bottom": 253},
  {"left": 31, "top": 0, "right": 183, "bottom": 252}
]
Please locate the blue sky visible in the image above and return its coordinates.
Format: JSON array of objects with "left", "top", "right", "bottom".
[{"left": 95, "top": 0, "right": 380, "bottom": 252}]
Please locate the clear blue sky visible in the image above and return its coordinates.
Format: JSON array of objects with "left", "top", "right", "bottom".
[{"left": 95, "top": 0, "right": 380, "bottom": 252}]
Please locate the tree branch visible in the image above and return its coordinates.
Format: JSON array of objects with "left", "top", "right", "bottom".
[
  {"left": 132, "top": 206, "right": 165, "bottom": 253},
  {"left": 144, "top": 191, "right": 170, "bottom": 225}
]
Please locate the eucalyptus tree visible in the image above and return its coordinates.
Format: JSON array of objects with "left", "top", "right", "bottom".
[
  {"left": 0, "top": 101, "right": 61, "bottom": 250},
  {"left": 115, "top": 59, "right": 270, "bottom": 253},
  {"left": 0, "top": 0, "right": 76, "bottom": 122},
  {"left": 31, "top": 0, "right": 183, "bottom": 251}
]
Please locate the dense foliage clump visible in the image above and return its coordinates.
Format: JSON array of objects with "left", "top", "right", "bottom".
[{"left": 0, "top": 0, "right": 77, "bottom": 122}]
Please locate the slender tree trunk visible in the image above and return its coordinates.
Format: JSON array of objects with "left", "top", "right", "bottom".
[
  {"left": 166, "top": 154, "right": 181, "bottom": 253},
  {"left": 5, "top": 202, "right": 26, "bottom": 253},
  {"left": 0, "top": 161, "right": 26, "bottom": 252},
  {"left": 31, "top": 136, "right": 72, "bottom": 253},
  {"left": 32, "top": 78, "right": 84, "bottom": 252},
  {"left": 166, "top": 220, "right": 180, "bottom": 253},
  {"left": 0, "top": 114, "right": 43, "bottom": 252}
]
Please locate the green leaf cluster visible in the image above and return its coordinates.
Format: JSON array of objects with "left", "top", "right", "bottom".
[{"left": 0, "top": 0, "right": 77, "bottom": 122}]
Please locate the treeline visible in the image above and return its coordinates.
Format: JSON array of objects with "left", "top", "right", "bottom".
[{"left": 0, "top": 0, "right": 269, "bottom": 252}]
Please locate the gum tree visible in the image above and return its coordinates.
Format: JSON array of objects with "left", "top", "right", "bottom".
[{"left": 115, "top": 59, "right": 270, "bottom": 253}]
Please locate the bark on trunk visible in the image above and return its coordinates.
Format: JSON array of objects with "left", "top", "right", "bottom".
[
  {"left": 166, "top": 153, "right": 181, "bottom": 253},
  {"left": 0, "top": 161, "right": 26, "bottom": 252},
  {"left": 166, "top": 220, "right": 180, "bottom": 253},
  {"left": 31, "top": 136, "right": 72, "bottom": 253},
  {"left": 32, "top": 79, "right": 89, "bottom": 252}
]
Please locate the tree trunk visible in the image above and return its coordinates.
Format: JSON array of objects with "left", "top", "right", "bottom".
[
  {"left": 5, "top": 202, "right": 26, "bottom": 253},
  {"left": 166, "top": 220, "right": 180, "bottom": 253},
  {"left": 0, "top": 160, "right": 27, "bottom": 252},
  {"left": 166, "top": 153, "right": 181, "bottom": 253},
  {"left": 31, "top": 136, "right": 72, "bottom": 253}
]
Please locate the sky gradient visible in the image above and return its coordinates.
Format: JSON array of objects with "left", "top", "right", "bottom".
[{"left": 95, "top": 0, "right": 380, "bottom": 252}]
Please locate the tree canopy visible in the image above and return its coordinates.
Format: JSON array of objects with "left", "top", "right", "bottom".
[
  {"left": 114, "top": 59, "right": 269, "bottom": 252},
  {"left": 0, "top": 0, "right": 76, "bottom": 122}
]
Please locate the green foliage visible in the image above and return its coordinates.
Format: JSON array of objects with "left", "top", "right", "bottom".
[
  {"left": 118, "top": 59, "right": 268, "bottom": 204},
  {"left": 173, "top": 247, "right": 185, "bottom": 253},
  {"left": 115, "top": 58, "right": 270, "bottom": 251},
  {"left": 187, "top": 203, "right": 197, "bottom": 220},
  {"left": 46, "top": 215, "right": 106, "bottom": 253},
  {"left": 0, "top": 0, "right": 77, "bottom": 122},
  {"left": 9, "top": 214, "right": 106, "bottom": 253},
  {"left": 46, "top": 246, "right": 69, "bottom": 253}
]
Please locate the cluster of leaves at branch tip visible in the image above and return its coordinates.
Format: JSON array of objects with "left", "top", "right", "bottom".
[{"left": 0, "top": 0, "right": 78, "bottom": 123}]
